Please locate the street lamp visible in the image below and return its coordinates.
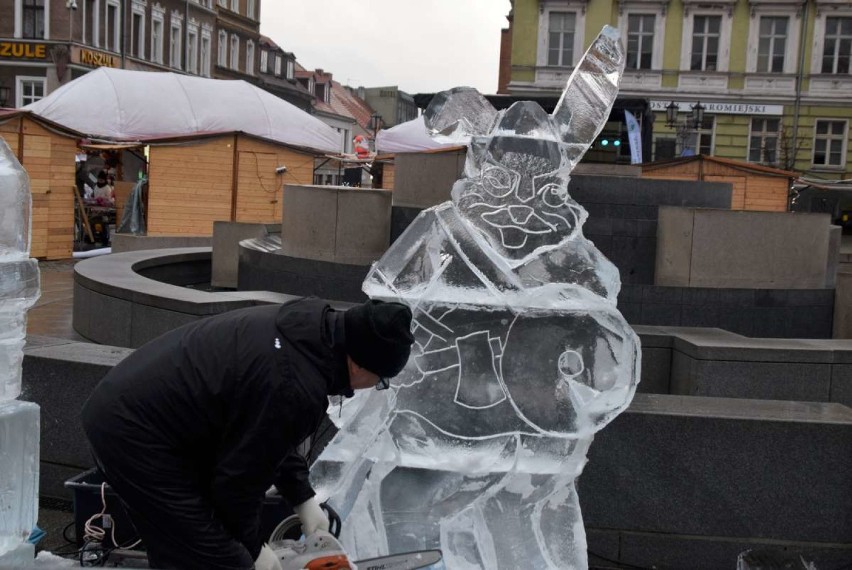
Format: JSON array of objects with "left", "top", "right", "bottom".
[
  {"left": 690, "top": 101, "right": 705, "bottom": 130},
  {"left": 664, "top": 101, "right": 707, "bottom": 156},
  {"left": 665, "top": 101, "right": 705, "bottom": 130}
]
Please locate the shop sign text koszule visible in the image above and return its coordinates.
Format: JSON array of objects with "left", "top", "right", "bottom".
[{"left": 79, "top": 49, "right": 119, "bottom": 68}]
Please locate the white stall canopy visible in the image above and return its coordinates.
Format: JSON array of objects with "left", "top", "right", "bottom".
[
  {"left": 25, "top": 68, "right": 341, "bottom": 153},
  {"left": 375, "top": 116, "right": 458, "bottom": 153}
]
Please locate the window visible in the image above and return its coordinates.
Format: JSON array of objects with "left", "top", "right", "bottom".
[
  {"left": 275, "top": 55, "right": 282, "bottom": 76},
  {"left": 230, "top": 34, "right": 239, "bottom": 70},
  {"left": 22, "top": 0, "right": 45, "bottom": 39},
  {"left": 151, "top": 16, "right": 164, "bottom": 64},
  {"left": 316, "top": 83, "right": 329, "bottom": 103},
  {"left": 626, "top": 14, "right": 654, "bottom": 70},
  {"left": 697, "top": 116, "right": 714, "bottom": 155},
  {"left": 170, "top": 23, "right": 182, "bottom": 69},
  {"left": 85, "top": 0, "right": 100, "bottom": 46},
  {"left": 105, "top": 1, "right": 120, "bottom": 52},
  {"left": 247, "top": 0, "right": 255, "bottom": 19},
  {"left": 187, "top": 29, "right": 199, "bottom": 74},
  {"left": 757, "top": 16, "right": 787, "bottom": 73},
  {"left": 246, "top": 41, "right": 254, "bottom": 75},
  {"left": 691, "top": 15, "right": 721, "bottom": 71},
  {"left": 547, "top": 12, "right": 576, "bottom": 67},
  {"left": 230, "top": 0, "right": 239, "bottom": 12},
  {"left": 286, "top": 59, "right": 294, "bottom": 80},
  {"left": 260, "top": 50, "right": 268, "bottom": 74},
  {"left": 131, "top": 10, "right": 145, "bottom": 58},
  {"left": 218, "top": 30, "right": 227, "bottom": 66},
  {"left": 218, "top": 0, "right": 226, "bottom": 6},
  {"left": 813, "top": 120, "right": 847, "bottom": 168},
  {"left": 821, "top": 17, "right": 852, "bottom": 74},
  {"left": 201, "top": 33, "right": 211, "bottom": 76},
  {"left": 748, "top": 118, "right": 780, "bottom": 164},
  {"left": 16, "top": 77, "right": 45, "bottom": 107}
]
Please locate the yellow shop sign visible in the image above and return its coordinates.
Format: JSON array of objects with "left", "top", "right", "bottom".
[
  {"left": 79, "top": 49, "right": 118, "bottom": 68},
  {"left": 0, "top": 42, "right": 47, "bottom": 59}
]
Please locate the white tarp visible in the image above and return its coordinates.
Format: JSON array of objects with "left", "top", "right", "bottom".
[
  {"left": 375, "top": 115, "right": 457, "bottom": 153},
  {"left": 25, "top": 68, "right": 341, "bottom": 153}
]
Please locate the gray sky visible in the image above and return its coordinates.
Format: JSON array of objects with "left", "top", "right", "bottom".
[{"left": 260, "top": 0, "right": 513, "bottom": 95}]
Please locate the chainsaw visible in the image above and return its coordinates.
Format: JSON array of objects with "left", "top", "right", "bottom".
[
  {"left": 77, "top": 503, "right": 441, "bottom": 569},
  {"left": 268, "top": 510, "right": 442, "bottom": 570}
]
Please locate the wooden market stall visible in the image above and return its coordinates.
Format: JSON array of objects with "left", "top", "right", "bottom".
[
  {"left": 144, "top": 133, "right": 317, "bottom": 236},
  {"left": 0, "top": 110, "right": 80, "bottom": 260},
  {"left": 641, "top": 155, "right": 795, "bottom": 212}
]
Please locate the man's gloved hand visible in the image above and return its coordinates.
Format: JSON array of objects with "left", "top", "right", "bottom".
[
  {"left": 294, "top": 497, "right": 330, "bottom": 536},
  {"left": 254, "top": 544, "right": 283, "bottom": 570}
]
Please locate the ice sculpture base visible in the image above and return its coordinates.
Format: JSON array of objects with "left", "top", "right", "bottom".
[
  {"left": 0, "top": 541, "right": 34, "bottom": 566},
  {"left": 0, "top": 401, "right": 40, "bottom": 546}
]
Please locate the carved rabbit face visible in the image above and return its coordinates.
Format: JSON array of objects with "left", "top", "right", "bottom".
[{"left": 453, "top": 132, "right": 583, "bottom": 261}]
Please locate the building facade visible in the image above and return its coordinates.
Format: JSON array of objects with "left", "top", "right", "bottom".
[
  {"left": 0, "top": 0, "right": 224, "bottom": 107},
  {"left": 363, "top": 85, "right": 418, "bottom": 128},
  {"left": 505, "top": 0, "right": 852, "bottom": 179},
  {"left": 0, "top": 0, "right": 285, "bottom": 109},
  {"left": 257, "top": 35, "right": 311, "bottom": 111},
  {"left": 212, "top": 0, "right": 259, "bottom": 80}
]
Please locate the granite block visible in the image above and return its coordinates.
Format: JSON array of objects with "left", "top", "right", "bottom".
[
  {"left": 680, "top": 305, "right": 721, "bottom": 328},
  {"left": 755, "top": 289, "right": 790, "bottom": 307},
  {"left": 612, "top": 218, "right": 639, "bottom": 236},
  {"left": 390, "top": 206, "right": 423, "bottom": 243},
  {"left": 73, "top": 283, "right": 132, "bottom": 346},
  {"left": 718, "top": 289, "right": 756, "bottom": 307},
  {"left": 681, "top": 288, "right": 720, "bottom": 306},
  {"left": 787, "top": 289, "right": 835, "bottom": 307},
  {"left": 130, "top": 304, "right": 200, "bottom": 348},
  {"left": 616, "top": 532, "right": 852, "bottom": 570},
  {"left": 580, "top": 395, "right": 852, "bottom": 543},
  {"left": 790, "top": 305, "right": 834, "bottom": 339},
  {"left": 716, "top": 309, "right": 755, "bottom": 336},
  {"left": 636, "top": 219, "right": 657, "bottom": 237},
  {"left": 643, "top": 286, "right": 684, "bottom": 305},
  {"left": 751, "top": 307, "right": 795, "bottom": 338},
  {"left": 585, "top": 529, "right": 620, "bottom": 566},
  {"left": 639, "top": 303, "right": 681, "bottom": 326},
  {"left": 584, "top": 217, "right": 613, "bottom": 236},
  {"left": 20, "top": 350, "right": 119, "bottom": 468},
  {"left": 619, "top": 285, "right": 644, "bottom": 304},
  {"left": 830, "top": 364, "right": 852, "bottom": 407},
  {"left": 636, "top": 347, "right": 671, "bottom": 394},
  {"left": 617, "top": 302, "right": 641, "bottom": 323},
  {"left": 670, "top": 354, "right": 832, "bottom": 402}
]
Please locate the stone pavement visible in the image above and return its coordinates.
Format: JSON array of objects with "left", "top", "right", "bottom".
[{"left": 28, "top": 259, "right": 85, "bottom": 342}]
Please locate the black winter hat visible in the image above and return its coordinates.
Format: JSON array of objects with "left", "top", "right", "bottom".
[{"left": 344, "top": 300, "right": 414, "bottom": 378}]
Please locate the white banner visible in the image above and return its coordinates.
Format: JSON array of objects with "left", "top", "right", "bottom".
[{"left": 624, "top": 110, "right": 642, "bottom": 165}]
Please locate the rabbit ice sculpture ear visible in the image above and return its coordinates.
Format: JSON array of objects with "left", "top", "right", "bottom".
[
  {"left": 424, "top": 26, "right": 624, "bottom": 177},
  {"left": 424, "top": 87, "right": 499, "bottom": 144},
  {"left": 551, "top": 25, "right": 625, "bottom": 154}
]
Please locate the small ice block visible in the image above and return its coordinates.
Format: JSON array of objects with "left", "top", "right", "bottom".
[{"left": 0, "top": 401, "right": 40, "bottom": 550}]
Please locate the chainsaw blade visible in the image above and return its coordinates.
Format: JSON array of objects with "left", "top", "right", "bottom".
[{"left": 354, "top": 549, "right": 442, "bottom": 570}]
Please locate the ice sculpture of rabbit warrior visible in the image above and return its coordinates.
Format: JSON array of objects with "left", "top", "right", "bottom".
[{"left": 311, "top": 26, "right": 640, "bottom": 570}]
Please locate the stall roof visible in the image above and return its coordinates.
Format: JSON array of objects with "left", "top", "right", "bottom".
[
  {"left": 643, "top": 154, "right": 797, "bottom": 179},
  {"left": 375, "top": 116, "right": 462, "bottom": 153},
  {"left": 24, "top": 68, "right": 341, "bottom": 154}
]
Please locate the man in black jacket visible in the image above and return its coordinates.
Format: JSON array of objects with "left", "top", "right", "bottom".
[{"left": 81, "top": 297, "right": 414, "bottom": 570}]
